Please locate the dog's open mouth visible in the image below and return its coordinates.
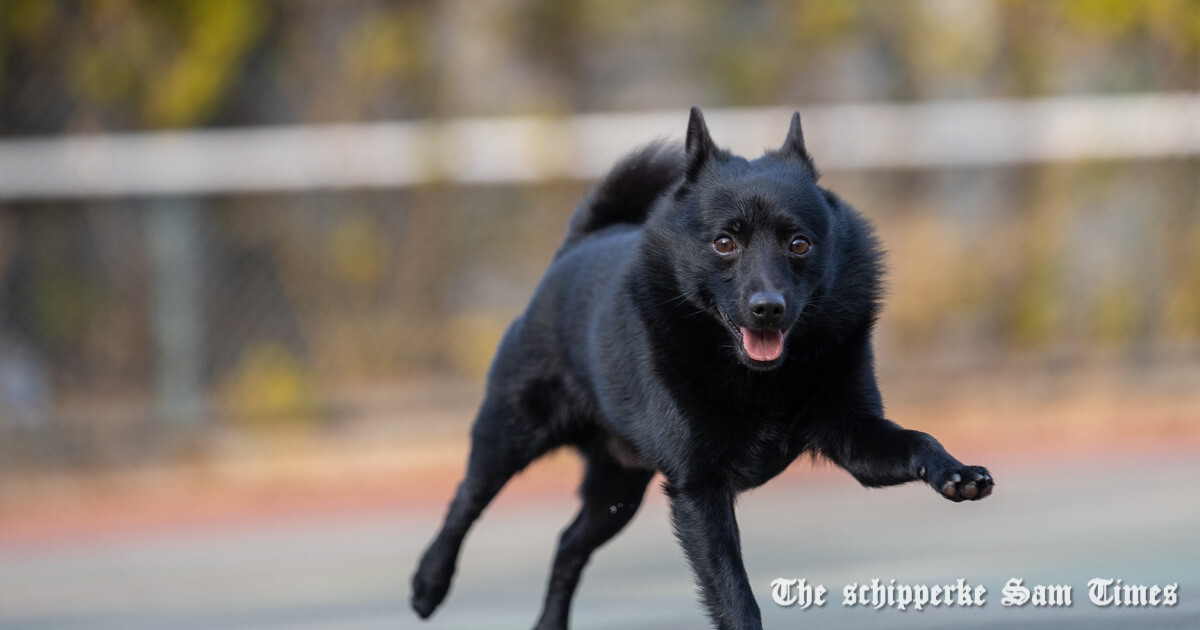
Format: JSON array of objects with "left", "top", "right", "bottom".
[
  {"left": 738, "top": 327, "right": 785, "bottom": 362},
  {"left": 716, "top": 307, "right": 788, "bottom": 366}
]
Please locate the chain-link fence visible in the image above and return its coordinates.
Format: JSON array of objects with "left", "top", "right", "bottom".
[
  {"left": 0, "top": 182, "right": 589, "bottom": 468},
  {"left": 2, "top": 146, "right": 1198, "bottom": 470},
  {"left": 2, "top": 1, "right": 1199, "bottom": 471}
]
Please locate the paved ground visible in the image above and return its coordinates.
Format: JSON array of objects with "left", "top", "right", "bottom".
[{"left": 2, "top": 446, "right": 1199, "bottom": 630}]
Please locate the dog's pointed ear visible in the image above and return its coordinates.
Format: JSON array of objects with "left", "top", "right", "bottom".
[
  {"left": 780, "top": 111, "right": 819, "bottom": 176},
  {"left": 684, "top": 106, "right": 714, "bottom": 181}
]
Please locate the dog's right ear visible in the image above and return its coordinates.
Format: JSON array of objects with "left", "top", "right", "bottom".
[{"left": 684, "top": 106, "right": 714, "bottom": 181}]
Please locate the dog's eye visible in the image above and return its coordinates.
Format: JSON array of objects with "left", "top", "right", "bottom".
[
  {"left": 713, "top": 236, "right": 737, "bottom": 255},
  {"left": 789, "top": 236, "right": 812, "bottom": 256}
]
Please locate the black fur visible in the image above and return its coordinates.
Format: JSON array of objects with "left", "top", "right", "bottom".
[
  {"left": 411, "top": 107, "right": 993, "bottom": 630},
  {"left": 559, "top": 140, "right": 684, "bottom": 254}
]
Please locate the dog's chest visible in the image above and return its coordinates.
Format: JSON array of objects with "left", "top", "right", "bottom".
[
  {"left": 687, "top": 402, "right": 807, "bottom": 490},
  {"left": 657, "top": 363, "right": 819, "bottom": 489},
  {"left": 723, "top": 422, "right": 804, "bottom": 490}
]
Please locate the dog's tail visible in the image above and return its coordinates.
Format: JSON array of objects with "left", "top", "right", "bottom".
[{"left": 558, "top": 141, "right": 684, "bottom": 254}]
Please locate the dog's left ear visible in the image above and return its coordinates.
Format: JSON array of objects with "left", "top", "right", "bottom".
[{"left": 780, "top": 111, "right": 819, "bottom": 177}]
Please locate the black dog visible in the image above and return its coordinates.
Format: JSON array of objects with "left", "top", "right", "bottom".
[{"left": 411, "top": 107, "right": 993, "bottom": 630}]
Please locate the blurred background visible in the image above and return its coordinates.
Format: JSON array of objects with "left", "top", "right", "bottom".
[{"left": 0, "top": 2, "right": 1198, "bottom": 629}]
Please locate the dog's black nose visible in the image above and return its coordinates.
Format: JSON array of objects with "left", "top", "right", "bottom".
[{"left": 748, "top": 292, "right": 786, "bottom": 326}]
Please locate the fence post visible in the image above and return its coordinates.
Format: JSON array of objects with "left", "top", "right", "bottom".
[{"left": 148, "top": 198, "right": 205, "bottom": 428}]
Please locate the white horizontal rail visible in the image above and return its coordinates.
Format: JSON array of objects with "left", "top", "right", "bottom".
[{"left": 1, "top": 93, "right": 1197, "bottom": 200}]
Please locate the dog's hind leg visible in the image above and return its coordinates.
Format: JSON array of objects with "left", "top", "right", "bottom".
[
  {"left": 411, "top": 395, "right": 552, "bottom": 619},
  {"left": 533, "top": 443, "right": 654, "bottom": 630}
]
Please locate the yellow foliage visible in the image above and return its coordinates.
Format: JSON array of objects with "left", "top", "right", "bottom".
[
  {"left": 1145, "top": 0, "right": 1200, "bottom": 53},
  {"left": 329, "top": 216, "right": 385, "bottom": 289},
  {"left": 68, "top": 0, "right": 153, "bottom": 108},
  {"left": 1062, "top": 0, "right": 1142, "bottom": 37},
  {"left": 145, "top": 0, "right": 269, "bottom": 127},
  {"left": 4, "top": 0, "right": 54, "bottom": 43},
  {"left": 56, "top": 0, "right": 269, "bottom": 127},
  {"left": 1091, "top": 281, "right": 1141, "bottom": 345},
  {"left": 908, "top": 0, "right": 999, "bottom": 81},
  {"left": 789, "top": 0, "right": 860, "bottom": 44},
  {"left": 222, "top": 343, "right": 317, "bottom": 428},
  {"left": 883, "top": 215, "right": 980, "bottom": 345},
  {"left": 446, "top": 314, "right": 509, "bottom": 378},
  {"left": 1009, "top": 263, "right": 1061, "bottom": 347},
  {"left": 340, "top": 7, "right": 426, "bottom": 85},
  {"left": 1165, "top": 221, "right": 1200, "bottom": 338}
]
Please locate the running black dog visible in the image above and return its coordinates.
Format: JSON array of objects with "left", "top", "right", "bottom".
[{"left": 412, "top": 107, "right": 993, "bottom": 630}]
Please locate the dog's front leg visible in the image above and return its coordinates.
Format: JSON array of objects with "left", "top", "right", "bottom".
[
  {"left": 667, "top": 484, "right": 762, "bottom": 630},
  {"left": 822, "top": 415, "right": 994, "bottom": 502}
]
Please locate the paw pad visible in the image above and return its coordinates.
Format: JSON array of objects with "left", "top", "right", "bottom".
[{"left": 938, "top": 467, "right": 993, "bottom": 502}]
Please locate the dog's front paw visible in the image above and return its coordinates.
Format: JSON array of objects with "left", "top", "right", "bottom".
[{"left": 922, "top": 465, "right": 993, "bottom": 502}]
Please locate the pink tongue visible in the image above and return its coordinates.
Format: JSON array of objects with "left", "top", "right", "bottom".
[{"left": 740, "top": 327, "right": 784, "bottom": 362}]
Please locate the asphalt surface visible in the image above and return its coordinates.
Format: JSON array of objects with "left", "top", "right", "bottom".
[{"left": 3, "top": 448, "right": 1199, "bottom": 630}]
